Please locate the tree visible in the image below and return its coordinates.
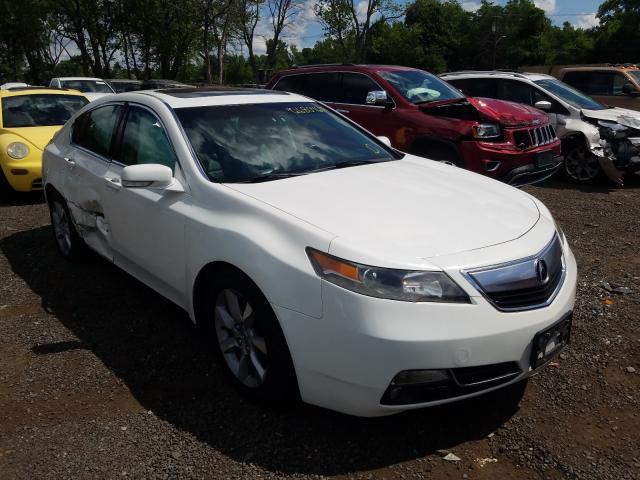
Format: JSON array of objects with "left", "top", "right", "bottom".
[
  {"left": 265, "top": 0, "right": 301, "bottom": 71},
  {"left": 314, "top": 0, "right": 401, "bottom": 63}
]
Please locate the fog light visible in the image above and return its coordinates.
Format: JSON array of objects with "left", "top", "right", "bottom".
[
  {"left": 11, "top": 169, "right": 28, "bottom": 175},
  {"left": 391, "top": 369, "right": 451, "bottom": 386}
]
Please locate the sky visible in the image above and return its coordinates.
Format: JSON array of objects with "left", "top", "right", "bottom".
[{"left": 251, "top": 0, "right": 606, "bottom": 55}]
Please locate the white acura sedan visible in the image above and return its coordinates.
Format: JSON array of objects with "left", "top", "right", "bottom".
[{"left": 42, "top": 88, "right": 577, "bottom": 417}]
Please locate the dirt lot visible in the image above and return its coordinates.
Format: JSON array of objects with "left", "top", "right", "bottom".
[{"left": 1, "top": 178, "right": 639, "bottom": 480}]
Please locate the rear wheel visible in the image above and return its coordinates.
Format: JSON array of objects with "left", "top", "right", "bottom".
[
  {"left": 563, "top": 144, "right": 602, "bottom": 183},
  {"left": 47, "top": 194, "right": 86, "bottom": 260},
  {"left": 199, "top": 268, "right": 299, "bottom": 406}
]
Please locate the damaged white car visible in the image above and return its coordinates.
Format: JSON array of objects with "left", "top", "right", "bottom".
[{"left": 442, "top": 71, "right": 640, "bottom": 184}]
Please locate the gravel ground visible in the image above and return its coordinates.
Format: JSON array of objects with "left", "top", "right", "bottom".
[{"left": 1, "top": 178, "right": 639, "bottom": 480}]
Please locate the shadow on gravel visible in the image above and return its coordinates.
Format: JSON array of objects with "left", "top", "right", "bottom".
[
  {"left": 0, "top": 191, "right": 45, "bottom": 207},
  {"left": 1, "top": 226, "right": 523, "bottom": 476},
  {"left": 531, "top": 174, "right": 640, "bottom": 194}
]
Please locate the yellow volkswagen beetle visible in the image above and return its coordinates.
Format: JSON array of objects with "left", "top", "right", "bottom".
[{"left": 0, "top": 87, "right": 88, "bottom": 194}]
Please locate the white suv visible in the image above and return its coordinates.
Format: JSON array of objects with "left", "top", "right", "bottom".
[
  {"left": 441, "top": 71, "right": 640, "bottom": 184},
  {"left": 43, "top": 88, "right": 576, "bottom": 417}
]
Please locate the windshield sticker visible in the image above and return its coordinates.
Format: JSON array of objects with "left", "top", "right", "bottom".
[{"left": 285, "top": 105, "right": 324, "bottom": 114}]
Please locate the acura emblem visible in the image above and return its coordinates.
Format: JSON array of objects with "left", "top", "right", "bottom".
[{"left": 536, "top": 259, "right": 549, "bottom": 284}]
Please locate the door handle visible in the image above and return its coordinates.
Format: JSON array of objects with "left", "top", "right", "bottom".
[
  {"left": 63, "top": 157, "right": 75, "bottom": 168},
  {"left": 335, "top": 109, "right": 350, "bottom": 114},
  {"left": 105, "top": 177, "right": 122, "bottom": 190}
]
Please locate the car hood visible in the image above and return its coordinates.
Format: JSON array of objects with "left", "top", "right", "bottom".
[
  {"left": 582, "top": 107, "right": 640, "bottom": 129},
  {"left": 1, "top": 126, "right": 62, "bottom": 151},
  {"left": 228, "top": 156, "right": 540, "bottom": 261},
  {"left": 469, "top": 97, "right": 549, "bottom": 127}
]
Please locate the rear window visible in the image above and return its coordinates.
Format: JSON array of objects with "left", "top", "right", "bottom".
[
  {"left": 175, "top": 102, "right": 396, "bottom": 183},
  {"left": 1, "top": 94, "right": 88, "bottom": 128},
  {"left": 273, "top": 73, "right": 340, "bottom": 102},
  {"left": 60, "top": 79, "right": 114, "bottom": 94}
]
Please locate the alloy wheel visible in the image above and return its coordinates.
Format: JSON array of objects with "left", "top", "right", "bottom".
[
  {"left": 564, "top": 147, "right": 601, "bottom": 182},
  {"left": 51, "top": 200, "right": 72, "bottom": 256},
  {"left": 214, "top": 289, "right": 268, "bottom": 388}
]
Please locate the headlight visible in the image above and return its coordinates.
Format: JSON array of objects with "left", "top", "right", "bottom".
[
  {"left": 472, "top": 123, "right": 501, "bottom": 139},
  {"left": 307, "top": 248, "right": 470, "bottom": 303},
  {"left": 7, "top": 142, "right": 30, "bottom": 159}
]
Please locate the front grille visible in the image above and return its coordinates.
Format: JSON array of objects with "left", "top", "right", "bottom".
[
  {"left": 464, "top": 235, "right": 565, "bottom": 311},
  {"left": 513, "top": 124, "right": 556, "bottom": 149}
]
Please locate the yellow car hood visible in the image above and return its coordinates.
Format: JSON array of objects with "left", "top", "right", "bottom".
[{"left": 1, "top": 126, "right": 62, "bottom": 151}]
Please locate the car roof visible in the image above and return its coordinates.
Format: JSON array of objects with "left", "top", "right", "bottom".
[
  {"left": 275, "top": 64, "right": 422, "bottom": 75},
  {"left": 559, "top": 66, "right": 640, "bottom": 73},
  {"left": 441, "top": 71, "right": 553, "bottom": 82},
  {"left": 0, "top": 87, "right": 88, "bottom": 98},
  {"left": 55, "top": 77, "right": 106, "bottom": 81},
  {"left": 127, "top": 87, "right": 312, "bottom": 108}
]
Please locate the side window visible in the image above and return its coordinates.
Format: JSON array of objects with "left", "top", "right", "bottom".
[
  {"left": 448, "top": 78, "right": 498, "bottom": 98},
  {"left": 72, "top": 104, "right": 121, "bottom": 157},
  {"left": 274, "top": 73, "right": 340, "bottom": 102},
  {"left": 273, "top": 75, "right": 307, "bottom": 94},
  {"left": 339, "top": 73, "right": 381, "bottom": 105},
  {"left": 612, "top": 73, "right": 627, "bottom": 96},
  {"left": 562, "top": 71, "right": 590, "bottom": 92},
  {"left": 119, "top": 107, "right": 177, "bottom": 170},
  {"left": 304, "top": 73, "right": 339, "bottom": 101},
  {"left": 566, "top": 71, "right": 621, "bottom": 96},
  {"left": 497, "top": 80, "right": 537, "bottom": 105}
]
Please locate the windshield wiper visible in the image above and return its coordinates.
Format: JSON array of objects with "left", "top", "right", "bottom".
[
  {"left": 308, "top": 159, "right": 385, "bottom": 173},
  {"left": 242, "top": 171, "right": 309, "bottom": 183}
]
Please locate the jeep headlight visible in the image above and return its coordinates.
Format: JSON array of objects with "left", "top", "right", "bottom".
[
  {"left": 7, "top": 142, "right": 30, "bottom": 159},
  {"left": 307, "top": 248, "right": 470, "bottom": 303},
  {"left": 472, "top": 123, "right": 501, "bottom": 139}
]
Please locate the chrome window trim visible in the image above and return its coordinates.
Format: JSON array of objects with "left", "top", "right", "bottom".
[
  {"left": 460, "top": 233, "right": 566, "bottom": 312},
  {"left": 70, "top": 101, "right": 125, "bottom": 163}
]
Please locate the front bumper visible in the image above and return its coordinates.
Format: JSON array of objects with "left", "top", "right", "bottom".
[
  {"left": 1, "top": 158, "right": 43, "bottom": 191},
  {"left": 459, "top": 140, "right": 562, "bottom": 186},
  {"left": 275, "top": 238, "right": 577, "bottom": 417}
]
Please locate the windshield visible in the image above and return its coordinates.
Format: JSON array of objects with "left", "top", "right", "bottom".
[
  {"left": 176, "top": 102, "right": 397, "bottom": 183},
  {"left": 627, "top": 70, "right": 640, "bottom": 85},
  {"left": 378, "top": 69, "right": 464, "bottom": 104},
  {"left": 2, "top": 94, "right": 88, "bottom": 128},
  {"left": 60, "top": 79, "right": 114, "bottom": 93},
  {"left": 534, "top": 78, "right": 608, "bottom": 110}
]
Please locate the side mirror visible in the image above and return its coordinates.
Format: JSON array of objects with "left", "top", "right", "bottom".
[
  {"left": 366, "top": 90, "right": 393, "bottom": 107},
  {"left": 377, "top": 136, "right": 392, "bottom": 147},
  {"left": 534, "top": 100, "right": 552, "bottom": 111},
  {"left": 121, "top": 164, "right": 183, "bottom": 191},
  {"left": 622, "top": 83, "right": 640, "bottom": 96}
]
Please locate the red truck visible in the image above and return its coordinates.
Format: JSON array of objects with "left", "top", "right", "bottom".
[{"left": 266, "top": 64, "right": 563, "bottom": 186}]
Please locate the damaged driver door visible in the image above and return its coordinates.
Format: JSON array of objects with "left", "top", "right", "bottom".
[{"left": 67, "top": 103, "right": 123, "bottom": 261}]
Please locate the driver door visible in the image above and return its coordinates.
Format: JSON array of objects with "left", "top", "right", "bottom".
[{"left": 100, "top": 104, "right": 189, "bottom": 306}]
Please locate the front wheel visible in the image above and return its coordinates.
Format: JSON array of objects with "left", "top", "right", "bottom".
[
  {"left": 563, "top": 145, "right": 602, "bottom": 183},
  {"left": 200, "top": 269, "right": 299, "bottom": 407}
]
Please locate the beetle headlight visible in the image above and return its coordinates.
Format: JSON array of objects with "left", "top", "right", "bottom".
[
  {"left": 472, "top": 123, "right": 501, "bottom": 139},
  {"left": 7, "top": 142, "right": 30, "bottom": 159},
  {"left": 307, "top": 248, "right": 470, "bottom": 303}
]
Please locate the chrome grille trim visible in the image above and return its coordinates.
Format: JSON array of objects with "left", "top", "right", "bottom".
[
  {"left": 514, "top": 124, "right": 557, "bottom": 149},
  {"left": 461, "top": 234, "right": 566, "bottom": 312}
]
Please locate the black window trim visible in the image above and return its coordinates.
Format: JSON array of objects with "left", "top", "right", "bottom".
[{"left": 274, "top": 71, "right": 396, "bottom": 109}]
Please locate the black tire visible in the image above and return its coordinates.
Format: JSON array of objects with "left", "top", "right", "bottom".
[
  {"left": 0, "top": 167, "right": 14, "bottom": 199},
  {"left": 412, "top": 143, "right": 463, "bottom": 168},
  {"left": 198, "top": 268, "right": 300, "bottom": 407},
  {"left": 562, "top": 144, "right": 603, "bottom": 183},
  {"left": 47, "top": 193, "right": 86, "bottom": 260}
]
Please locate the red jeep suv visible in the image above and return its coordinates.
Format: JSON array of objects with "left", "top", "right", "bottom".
[{"left": 266, "top": 65, "right": 563, "bottom": 185}]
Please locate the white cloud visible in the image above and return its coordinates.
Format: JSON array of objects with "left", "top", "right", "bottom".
[
  {"left": 572, "top": 13, "right": 600, "bottom": 29},
  {"left": 252, "top": 0, "right": 318, "bottom": 54},
  {"left": 461, "top": 1, "right": 481, "bottom": 12},
  {"left": 534, "top": 0, "right": 556, "bottom": 13}
]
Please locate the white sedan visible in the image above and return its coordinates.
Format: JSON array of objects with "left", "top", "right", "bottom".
[{"left": 42, "top": 88, "right": 577, "bottom": 417}]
